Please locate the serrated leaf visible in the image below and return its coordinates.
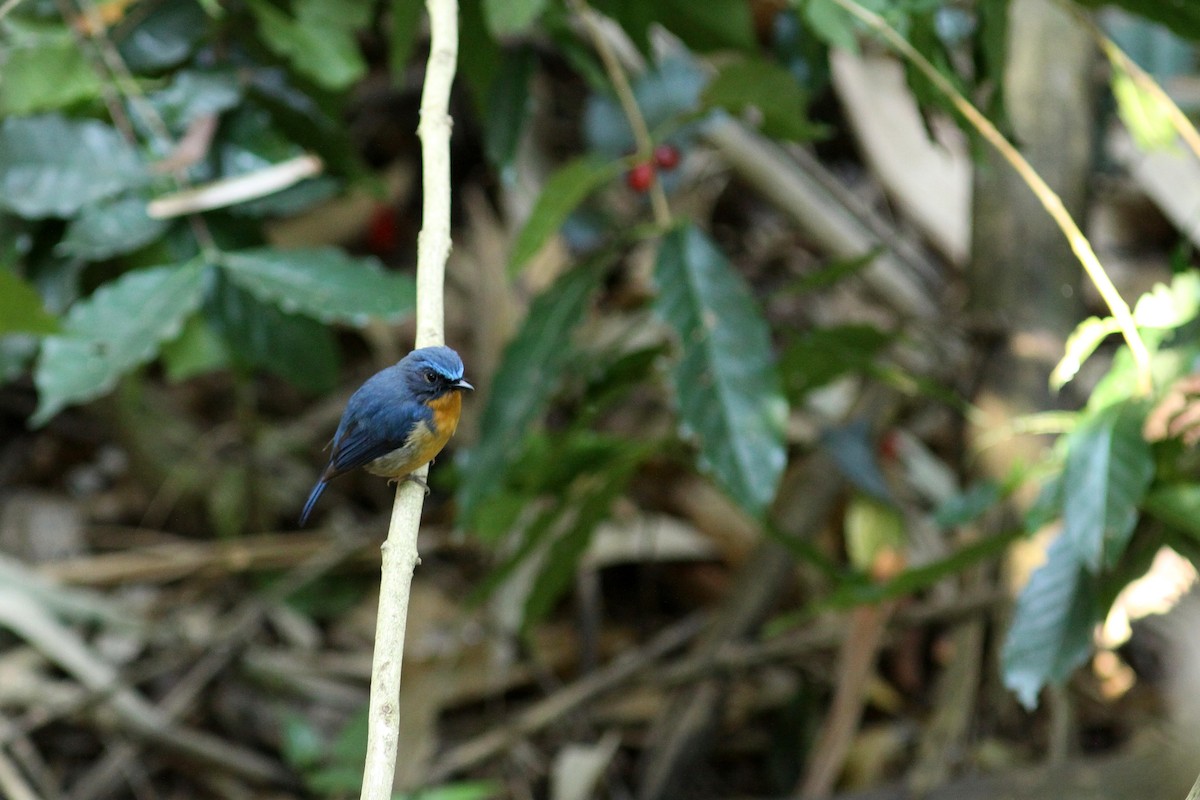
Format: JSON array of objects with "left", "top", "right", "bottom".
[
  {"left": 458, "top": 257, "right": 607, "bottom": 520},
  {"left": 219, "top": 248, "right": 414, "bottom": 326},
  {"left": 1062, "top": 401, "right": 1154, "bottom": 571},
  {"left": 0, "top": 116, "right": 147, "bottom": 219},
  {"left": 508, "top": 157, "right": 621, "bottom": 274},
  {"left": 483, "top": 0, "right": 547, "bottom": 36},
  {"left": 1051, "top": 315, "right": 1120, "bottom": 390},
  {"left": 57, "top": 196, "right": 169, "bottom": 260},
  {"left": 32, "top": 261, "right": 208, "bottom": 425},
  {"left": 1002, "top": 533, "right": 1100, "bottom": 709},
  {"left": 703, "top": 58, "right": 826, "bottom": 141},
  {"left": 0, "top": 271, "right": 59, "bottom": 335},
  {"left": 654, "top": 224, "right": 787, "bottom": 517},
  {"left": 0, "top": 28, "right": 103, "bottom": 115}
]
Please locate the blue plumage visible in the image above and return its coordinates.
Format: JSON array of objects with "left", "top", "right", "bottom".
[{"left": 299, "top": 346, "right": 471, "bottom": 525}]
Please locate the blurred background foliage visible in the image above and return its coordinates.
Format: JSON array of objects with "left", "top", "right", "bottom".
[{"left": 5, "top": 0, "right": 1200, "bottom": 797}]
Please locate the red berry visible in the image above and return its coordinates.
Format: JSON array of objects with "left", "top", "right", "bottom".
[
  {"left": 366, "top": 203, "right": 398, "bottom": 255},
  {"left": 653, "top": 144, "right": 681, "bottom": 171},
  {"left": 625, "top": 161, "right": 655, "bottom": 193}
]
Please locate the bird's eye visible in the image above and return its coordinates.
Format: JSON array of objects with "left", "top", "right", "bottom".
[{"left": 424, "top": 370, "right": 436, "bottom": 383}]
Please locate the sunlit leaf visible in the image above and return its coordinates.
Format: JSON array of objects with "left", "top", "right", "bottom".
[
  {"left": 1132, "top": 272, "right": 1200, "bottom": 329},
  {"left": 1062, "top": 401, "right": 1154, "bottom": 571},
  {"left": 1111, "top": 66, "right": 1175, "bottom": 151},
  {"left": 1002, "top": 534, "right": 1100, "bottom": 710},
  {"left": 219, "top": 248, "right": 414, "bottom": 326},
  {"left": 508, "top": 157, "right": 621, "bottom": 274},
  {"left": 33, "top": 261, "right": 209, "bottom": 425},
  {"left": 1050, "top": 315, "right": 1120, "bottom": 391},
  {"left": 0, "top": 116, "right": 147, "bottom": 219},
  {"left": 654, "top": 224, "right": 787, "bottom": 517}
]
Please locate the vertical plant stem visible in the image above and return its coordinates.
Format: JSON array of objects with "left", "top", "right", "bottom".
[
  {"left": 569, "top": 0, "right": 672, "bottom": 227},
  {"left": 830, "top": 0, "right": 1152, "bottom": 395},
  {"left": 359, "top": 0, "right": 457, "bottom": 797}
]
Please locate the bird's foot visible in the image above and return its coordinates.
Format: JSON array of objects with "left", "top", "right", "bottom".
[{"left": 403, "top": 473, "right": 431, "bottom": 496}]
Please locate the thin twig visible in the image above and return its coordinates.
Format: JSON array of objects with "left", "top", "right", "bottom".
[
  {"left": 427, "top": 615, "right": 706, "bottom": 782},
  {"left": 828, "top": 0, "right": 1152, "bottom": 395},
  {"left": 568, "top": 0, "right": 672, "bottom": 227},
  {"left": 359, "top": 0, "right": 458, "bottom": 796}
]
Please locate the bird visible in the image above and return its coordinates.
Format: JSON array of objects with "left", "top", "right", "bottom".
[{"left": 299, "top": 346, "right": 473, "bottom": 525}]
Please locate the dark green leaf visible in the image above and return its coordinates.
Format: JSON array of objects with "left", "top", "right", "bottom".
[
  {"left": 1062, "top": 401, "right": 1154, "bottom": 571},
  {"left": 508, "top": 157, "right": 621, "bottom": 274},
  {"left": 483, "top": 0, "right": 547, "bottom": 36},
  {"left": 160, "top": 314, "right": 230, "bottom": 381},
  {"left": 1144, "top": 484, "right": 1200, "bottom": 541},
  {"left": 0, "top": 116, "right": 147, "bottom": 219},
  {"left": 458, "top": 257, "right": 608, "bottom": 520},
  {"left": 933, "top": 481, "right": 1004, "bottom": 528},
  {"left": 703, "top": 58, "right": 827, "bottom": 141},
  {"left": 0, "top": 24, "right": 103, "bottom": 114},
  {"left": 57, "top": 196, "right": 169, "bottom": 260},
  {"left": 1002, "top": 534, "right": 1100, "bottom": 710},
  {"left": 458, "top": 0, "right": 503, "bottom": 116},
  {"left": 389, "top": 0, "right": 424, "bottom": 77},
  {"left": 219, "top": 248, "right": 415, "bottom": 326},
  {"left": 394, "top": 781, "right": 504, "bottom": 800},
  {"left": 0, "top": 271, "right": 59, "bottom": 335},
  {"left": 1072, "top": 0, "right": 1200, "bottom": 41},
  {"left": 117, "top": 0, "right": 207, "bottom": 72},
  {"left": 654, "top": 224, "right": 788, "bottom": 517},
  {"left": 32, "top": 261, "right": 209, "bottom": 424},
  {"left": 780, "top": 323, "right": 889, "bottom": 400},
  {"left": 804, "top": 0, "right": 859, "bottom": 51},
  {"left": 821, "top": 420, "right": 893, "bottom": 503},
  {"left": 655, "top": 0, "right": 755, "bottom": 52},
  {"left": 484, "top": 48, "right": 537, "bottom": 176},
  {"left": 584, "top": 58, "right": 708, "bottom": 157},
  {"left": 207, "top": 277, "right": 338, "bottom": 393},
  {"left": 147, "top": 69, "right": 243, "bottom": 133},
  {"left": 306, "top": 766, "right": 363, "bottom": 794}
]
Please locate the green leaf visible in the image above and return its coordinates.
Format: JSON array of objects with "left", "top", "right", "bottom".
[
  {"left": 160, "top": 314, "right": 230, "bottom": 381},
  {"left": 483, "top": 0, "right": 547, "bottom": 36},
  {"left": 1002, "top": 534, "right": 1100, "bottom": 710},
  {"left": 207, "top": 277, "right": 338, "bottom": 393},
  {"left": 1111, "top": 66, "right": 1175, "bottom": 151},
  {"left": 1062, "top": 401, "right": 1154, "bottom": 571},
  {"left": 0, "top": 116, "right": 147, "bottom": 219},
  {"left": 703, "top": 58, "right": 826, "bottom": 141},
  {"left": 0, "top": 271, "right": 59, "bottom": 335},
  {"left": 458, "top": 257, "right": 608, "bottom": 521},
  {"left": 508, "top": 156, "right": 621, "bottom": 274},
  {"left": 484, "top": 47, "right": 536, "bottom": 176},
  {"left": 57, "top": 196, "right": 170, "bottom": 260},
  {"left": 0, "top": 26, "right": 103, "bottom": 115},
  {"left": 388, "top": 0, "right": 424, "bottom": 77},
  {"left": 780, "top": 323, "right": 889, "bottom": 400},
  {"left": 1051, "top": 316, "right": 1121, "bottom": 391},
  {"left": 32, "top": 261, "right": 209, "bottom": 425},
  {"left": 246, "top": 0, "right": 369, "bottom": 90},
  {"left": 1073, "top": 0, "right": 1200, "bottom": 41},
  {"left": 1144, "top": 484, "right": 1200, "bottom": 541},
  {"left": 280, "top": 713, "right": 325, "bottom": 770},
  {"left": 219, "top": 248, "right": 414, "bottom": 326},
  {"left": 656, "top": 0, "right": 754, "bottom": 52},
  {"left": 117, "top": 0, "right": 208, "bottom": 72},
  {"left": 147, "top": 69, "right": 243, "bottom": 133},
  {"left": 654, "top": 224, "right": 788, "bottom": 517},
  {"left": 804, "top": 0, "right": 859, "bottom": 52},
  {"left": 394, "top": 781, "right": 503, "bottom": 800}
]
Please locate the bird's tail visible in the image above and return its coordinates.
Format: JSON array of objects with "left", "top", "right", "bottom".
[{"left": 299, "top": 479, "right": 328, "bottom": 526}]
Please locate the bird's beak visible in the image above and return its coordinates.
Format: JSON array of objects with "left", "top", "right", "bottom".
[{"left": 452, "top": 379, "right": 474, "bottom": 391}]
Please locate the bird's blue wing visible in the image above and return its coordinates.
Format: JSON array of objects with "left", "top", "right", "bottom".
[{"left": 325, "top": 397, "right": 430, "bottom": 477}]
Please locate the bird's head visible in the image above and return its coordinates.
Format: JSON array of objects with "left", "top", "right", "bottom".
[{"left": 401, "top": 346, "right": 473, "bottom": 401}]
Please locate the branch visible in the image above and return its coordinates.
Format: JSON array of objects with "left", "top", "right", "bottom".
[{"left": 359, "top": 0, "right": 458, "bottom": 797}]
